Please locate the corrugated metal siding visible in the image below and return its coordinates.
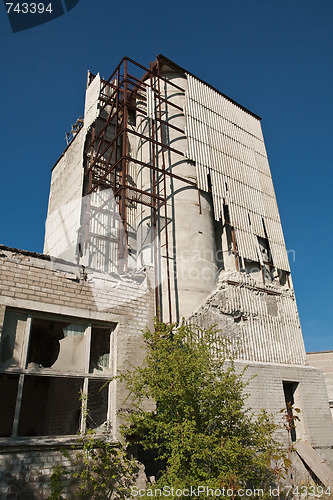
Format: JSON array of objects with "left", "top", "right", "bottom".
[
  {"left": 190, "top": 272, "right": 306, "bottom": 365},
  {"left": 184, "top": 73, "right": 290, "bottom": 272}
]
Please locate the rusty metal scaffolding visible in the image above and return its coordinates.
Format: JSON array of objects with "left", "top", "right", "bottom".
[{"left": 78, "top": 55, "right": 198, "bottom": 322}]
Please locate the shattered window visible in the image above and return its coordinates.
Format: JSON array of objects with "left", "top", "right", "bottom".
[
  {"left": 0, "top": 311, "right": 27, "bottom": 368},
  {"left": 27, "top": 319, "right": 87, "bottom": 372},
  {"left": 0, "top": 308, "right": 114, "bottom": 439},
  {"left": 257, "top": 236, "right": 273, "bottom": 265},
  {"left": 90, "top": 327, "right": 111, "bottom": 373}
]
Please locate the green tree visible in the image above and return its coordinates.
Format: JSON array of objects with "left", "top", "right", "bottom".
[
  {"left": 120, "top": 320, "right": 287, "bottom": 496},
  {"left": 48, "top": 432, "right": 138, "bottom": 499}
]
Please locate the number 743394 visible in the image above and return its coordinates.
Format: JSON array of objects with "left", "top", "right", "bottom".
[
  {"left": 6, "top": 3, "right": 53, "bottom": 14},
  {"left": 284, "top": 486, "right": 331, "bottom": 497}
]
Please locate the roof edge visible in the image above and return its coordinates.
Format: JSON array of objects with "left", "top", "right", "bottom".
[{"left": 156, "top": 54, "right": 262, "bottom": 121}]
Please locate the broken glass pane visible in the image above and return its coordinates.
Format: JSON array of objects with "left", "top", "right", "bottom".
[
  {"left": 89, "top": 327, "right": 111, "bottom": 373},
  {"left": 0, "top": 311, "right": 27, "bottom": 368},
  {"left": 27, "top": 319, "right": 86, "bottom": 372},
  {"left": 86, "top": 379, "right": 109, "bottom": 433}
]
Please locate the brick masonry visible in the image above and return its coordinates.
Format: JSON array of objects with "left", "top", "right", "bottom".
[{"left": 0, "top": 245, "right": 154, "bottom": 499}]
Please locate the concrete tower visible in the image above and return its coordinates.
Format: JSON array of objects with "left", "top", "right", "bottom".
[{"left": 43, "top": 55, "right": 333, "bottom": 485}]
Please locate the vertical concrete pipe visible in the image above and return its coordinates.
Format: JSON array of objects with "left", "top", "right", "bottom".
[{"left": 136, "top": 69, "right": 218, "bottom": 322}]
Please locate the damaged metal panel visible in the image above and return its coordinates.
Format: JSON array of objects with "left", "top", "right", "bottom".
[
  {"left": 190, "top": 271, "right": 306, "bottom": 365},
  {"left": 184, "top": 73, "right": 290, "bottom": 272}
]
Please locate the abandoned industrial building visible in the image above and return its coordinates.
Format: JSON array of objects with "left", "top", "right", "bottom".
[{"left": 0, "top": 54, "right": 332, "bottom": 497}]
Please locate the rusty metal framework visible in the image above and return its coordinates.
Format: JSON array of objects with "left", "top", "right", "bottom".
[{"left": 78, "top": 56, "right": 197, "bottom": 322}]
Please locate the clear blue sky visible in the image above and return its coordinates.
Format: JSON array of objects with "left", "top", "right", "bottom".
[{"left": 0, "top": 0, "right": 332, "bottom": 352}]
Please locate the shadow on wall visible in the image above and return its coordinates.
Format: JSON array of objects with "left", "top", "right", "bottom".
[
  {"left": 0, "top": 452, "right": 79, "bottom": 499},
  {"left": 1, "top": 457, "right": 46, "bottom": 499}
]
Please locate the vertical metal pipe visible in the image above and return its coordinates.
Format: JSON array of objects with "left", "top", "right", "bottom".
[
  {"left": 150, "top": 62, "right": 160, "bottom": 319},
  {"left": 119, "top": 60, "right": 128, "bottom": 273}
]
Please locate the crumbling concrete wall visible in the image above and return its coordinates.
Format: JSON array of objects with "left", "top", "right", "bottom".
[
  {"left": 43, "top": 73, "right": 102, "bottom": 265},
  {"left": 190, "top": 270, "right": 306, "bottom": 365}
]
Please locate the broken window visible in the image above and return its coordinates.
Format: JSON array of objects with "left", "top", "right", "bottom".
[
  {"left": 256, "top": 236, "right": 273, "bottom": 282},
  {"left": 0, "top": 311, "right": 27, "bottom": 368},
  {"left": 0, "top": 308, "right": 114, "bottom": 439},
  {"left": 257, "top": 236, "right": 273, "bottom": 265},
  {"left": 25, "top": 319, "right": 111, "bottom": 374},
  {"left": 87, "top": 380, "right": 109, "bottom": 432},
  {"left": 90, "top": 327, "right": 111, "bottom": 373},
  {"left": 27, "top": 319, "right": 86, "bottom": 372}
]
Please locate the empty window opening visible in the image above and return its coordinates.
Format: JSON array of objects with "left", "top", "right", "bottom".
[
  {"left": 283, "top": 381, "right": 299, "bottom": 442},
  {"left": 18, "top": 376, "right": 83, "bottom": 437},
  {"left": 257, "top": 236, "right": 273, "bottom": 265},
  {"left": 257, "top": 236, "right": 273, "bottom": 282},
  {"left": 223, "top": 204, "right": 239, "bottom": 271},
  {"left": 0, "top": 374, "right": 19, "bottom": 437},
  {"left": 214, "top": 219, "right": 224, "bottom": 271},
  {"left": 276, "top": 269, "right": 290, "bottom": 287},
  {"left": 244, "top": 259, "right": 261, "bottom": 275}
]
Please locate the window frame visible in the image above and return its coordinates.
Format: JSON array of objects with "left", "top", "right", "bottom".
[{"left": 0, "top": 307, "right": 115, "bottom": 441}]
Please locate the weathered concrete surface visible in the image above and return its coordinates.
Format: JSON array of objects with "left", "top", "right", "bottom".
[
  {"left": 233, "top": 360, "right": 333, "bottom": 484},
  {"left": 84, "top": 73, "right": 101, "bottom": 129},
  {"left": 43, "top": 129, "right": 85, "bottom": 263},
  {"left": 136, "top": 70, "right": 218, "bottom": 322},
  {"left": 189, "top": 268, "right": 333, "bottom": 478},
  {"left": 307, "top": 350, "right": 333, "bottom": 418},
  {"left": 238, "top": 360, "right": 333, "bottom": 453},
  {"left": 294, "top": 440, "right": 333, "bottom": 487}
]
